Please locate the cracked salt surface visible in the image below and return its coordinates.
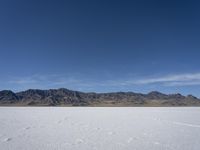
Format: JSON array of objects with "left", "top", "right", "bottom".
[{"left": 0, "top": 107, "right": 200, "bottom": 150}]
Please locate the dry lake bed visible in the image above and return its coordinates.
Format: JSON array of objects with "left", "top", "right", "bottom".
[{"left": 0, "top": 107, "right": 200, "bottom": 150}]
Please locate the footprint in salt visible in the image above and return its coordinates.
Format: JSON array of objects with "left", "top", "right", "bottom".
[
  {"left": 76, "top": 139, "right": 84, "bottom": 144},
  {"left": 107, "top": 131, "right": 115, "bottom": 135},
  {"left": 57, "top": 120, "right": 63, "bottom": 124},
  {"left": 24, "top": 127, "right": 31, "bottom": 130},
  {"left": 64, "top": 116, "right": 68, "bottom": 121},
  {"left": 143, "top": 132, "right": 148, "bottom": 136},
  {"left": 3, "top": 138, "right": 12, "bottom": 142},
  {"left": 132, "top": 136, "right": 139, "bottom": 140},
  {"left": 94, "top": 127, "right": 101, "bottom": 131},
  {"left": 154, "top": 141, "right": 161, "bottom": 145},
  {"left": 127, "top": 137, "right": 133, "bottom": 143},
  {"left": 153, "top": 118, "right": 161, "bottom": 121}
]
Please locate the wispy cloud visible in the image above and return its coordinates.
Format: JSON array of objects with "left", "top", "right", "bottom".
[
  {"left": 135, "top": 73, "right": 200, "bottom": 86},
  {"left": 164, "top": 81, "right": 200, "bottom": 86},
  {"left": 5, "top": 72, "right": 200, "bottom": 92},
  {"left": 86, "top": 73, "right": 200, "bottom": 87},
  {"left": 7, "top": 74, "right": 98, "bottom": 91}
]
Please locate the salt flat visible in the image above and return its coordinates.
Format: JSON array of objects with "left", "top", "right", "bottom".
[{"left": 0, "top": 107, "right": 200, "bottom": 150}]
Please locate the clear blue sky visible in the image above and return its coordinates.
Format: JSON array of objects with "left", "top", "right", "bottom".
[{"left": 1, "top": 0, "right": 200, "bottom": 96}]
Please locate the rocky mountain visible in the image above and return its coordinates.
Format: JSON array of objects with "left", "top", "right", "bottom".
[
  {"left": 0, "top": 90, "right": 19, "bottom": 103},
  {"left": 0, "top": 88, "right": 200, "bottom": 106}
]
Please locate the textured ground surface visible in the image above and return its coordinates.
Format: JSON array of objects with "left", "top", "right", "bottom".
[{"left": 0, "top": 107, "right": 200, "bottom": 150}]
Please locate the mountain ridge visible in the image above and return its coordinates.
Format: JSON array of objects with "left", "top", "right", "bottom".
[{"left": 0, "top": 88, "right": 200, "bottom": 106}]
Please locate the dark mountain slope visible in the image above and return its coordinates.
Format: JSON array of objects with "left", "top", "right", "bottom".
[{"left": 0, "top": 88, "right": 200, "bottom": 106}]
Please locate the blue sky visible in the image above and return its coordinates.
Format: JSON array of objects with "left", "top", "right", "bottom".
[{"left": 0, "top": 0, "right": 200, "bottom": 96}]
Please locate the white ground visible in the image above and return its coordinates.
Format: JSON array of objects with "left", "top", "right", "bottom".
[{"left": 0, "top": 107, "right": 200, "bottom": 150}]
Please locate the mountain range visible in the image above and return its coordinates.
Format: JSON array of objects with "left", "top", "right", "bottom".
[{"left": 0, "top": 88, "right": 200, "bottom": 106}]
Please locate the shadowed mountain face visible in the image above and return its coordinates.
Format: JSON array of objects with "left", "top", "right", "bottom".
[
  {"left": 0, "top": 90, "right": 19, "bottom": 103},
  {"left": 0, "top": 88, "right": 200, "bottom": 106}
]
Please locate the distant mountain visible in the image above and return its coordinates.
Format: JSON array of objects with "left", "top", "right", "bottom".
[{"left": 0, "top": 88, "right": 200, "bottom": 106}]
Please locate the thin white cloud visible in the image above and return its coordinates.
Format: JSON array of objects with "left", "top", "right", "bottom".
[
  {"left": 164, "top": 81, "right": 200, "bottom": 86},
  {"left": 7, "top": 74, "right": 98, "bottom": 91},
  {"left": 94, "top": 73, "right": 200, "bottom": 87},
  {"left": 5, "top": 72, "right": 200, "bottom": 92},
  {"left": 135, "top": 73, "right": 200, "bottom": 84}
]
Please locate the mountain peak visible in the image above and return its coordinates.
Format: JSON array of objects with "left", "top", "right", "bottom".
[
  {"left": 146, "top": 91, "right": 167, "bottom": 99},
  {"left": 0, "top": 90, "right": 19, "bottom": 101},
  {"left": 147, "top": 91, "right": 166, "bottom": 95}
]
